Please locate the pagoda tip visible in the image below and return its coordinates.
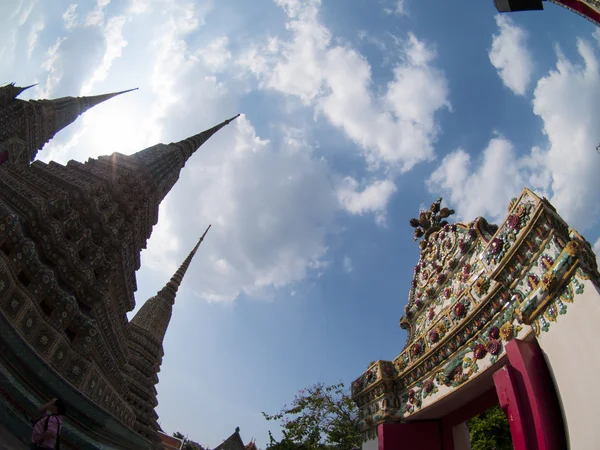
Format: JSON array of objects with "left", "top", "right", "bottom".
[
  {"left": 225, "top": 113, "right": 241, "bottom": 124},
  {"left": 199, "top": 224, "right": 212, "bottom": 241}
]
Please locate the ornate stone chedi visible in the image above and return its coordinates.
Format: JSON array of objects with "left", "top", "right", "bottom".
[
  {"left": 0, "top": 83, "right": 238, "bottom": 449},
  {"left": 352, "top": 189, "right": 600, "bottom": 450}
]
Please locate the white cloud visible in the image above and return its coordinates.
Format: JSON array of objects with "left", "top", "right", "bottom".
[
  {"left": 81, "top": 15, "right": 128, "bottom": 94},
  {"left": 531, "top": 37, "right": 600, "bottom": 230},
  {"left": 342, "top": 255, "right": 353, "bottom": 273},
  {"left": 337, "top": 177, "right": 397, "bottom": 224},
  {"left": 27, "top": 19, "right": 45, "bottom": 59},
  {"left": 161, "top": 115, "right": 337, "bottom": 302},
  {"left": 489, "top": 15, "right": 533, "bottom": 96},
  {"left": 36, "top": 1, "right": 339, "bottom": 304},
  {"left": 198, "top": 36, "right": 232, "bottom": 72},
  {"left": 429, "top": 35, "right": 600, "bottom": 232},
  {"left": 85, "top": 0, "right": 111, "bottom": 27},
  {"left": 38, "top": 36, "right": 67, "bottom": 98},
  {"left": 239, "top": 0, "right": 450, "bottom": 197},
  {"left": 63, "top": 4, "right": 78, "bottom": 29},
  {"left": 427, "top": 138, "right": 527, "bottom": 223},
  {"left": 384, "top": 0, "right": 407, "bottom": 16}
]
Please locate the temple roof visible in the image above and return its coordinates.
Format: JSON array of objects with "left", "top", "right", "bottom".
[
  {"left": 214, "top": 428, "right": 245, "bottom": 450},
  {"left": 350, "top": 188, "right": 600, "bottom": 438}
]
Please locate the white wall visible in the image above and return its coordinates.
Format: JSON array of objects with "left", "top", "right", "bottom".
[
  {"left": 362, "top": 436, "right": 378, "bottom": 450},
  {"left": 536, "top": 278, "right": 600, "bottom": 450},
  {"left": 452, "top": 422, "right": 471, "bottom": 450}
]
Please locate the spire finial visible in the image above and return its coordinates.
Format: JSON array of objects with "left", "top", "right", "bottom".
[
  {"left": 409, "top": 198, "right": 455, "bottom": 245},
  {"left": 132, "top": 115, "right": 241, "bottom": 202},
  {"left": 162, "top": 225, "right": 211, "bottom": 299},
  {"left": 79, "top": 88, "right": 138, "bottom": 109},
  {"left": 130, "top": 227, "right": 211, "bottom": 338}
]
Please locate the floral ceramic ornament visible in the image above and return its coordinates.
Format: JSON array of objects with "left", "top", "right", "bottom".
[{"left": 409, "top": 198, "right": 455, "bottom": 242}]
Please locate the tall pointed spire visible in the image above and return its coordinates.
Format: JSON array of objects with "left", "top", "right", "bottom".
[
  {"left": 0, "top": 87, "right": 137, "bottom": 166},
  {"left": 130, "top": 226, "right": 211, "bottom": 338},
  {"left": 126, "top": 228, "right": 210, "bottom": 439},
  {"left": 132, "top": 114, "right": 240, "bottom": 200},
  {"left": 154, "top": 224, "right": 211, "bottom": 305},
  {"left": 35, "top": 88, "right": 138, "bottom": 153}
]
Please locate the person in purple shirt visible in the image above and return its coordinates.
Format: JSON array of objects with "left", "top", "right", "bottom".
[{"left": 30, "top": 397, "right": 65, "bottom": 450}]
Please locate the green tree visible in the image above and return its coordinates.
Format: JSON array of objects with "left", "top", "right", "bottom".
[
  {"left": 468, "top": 405, "right": 513, "bottom": 450},
  {"left": 263, "top": 382, "right": 360, "bottom": 450}
]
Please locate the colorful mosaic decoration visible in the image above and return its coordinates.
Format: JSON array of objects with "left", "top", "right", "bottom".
[{"left": 351, "top": 189, "right": 600, "bottom": 441}]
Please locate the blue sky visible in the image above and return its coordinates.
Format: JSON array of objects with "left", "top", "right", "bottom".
[{"left": 2, "top": 0, "right": 600, "bottom": 448}]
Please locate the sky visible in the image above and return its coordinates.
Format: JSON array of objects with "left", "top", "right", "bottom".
[{"left": 2, "top": 0, "right": 600, "bottom": 448}]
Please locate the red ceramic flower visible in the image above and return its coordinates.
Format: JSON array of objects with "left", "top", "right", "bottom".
[
  {"left": 454, "top": 302, "right": 466, "bottom": 318},
  {"left": 462, "top": 263, "right": 471, "bottom": 275},
  {"left": 415, "top": 299, "right": 423, "bottom": 309},
  {"left": 423, "top": 380, "right": 433, "bottom": 393},
  {"left": 428, "top": 308, "right": 435, "bottom": 321},
  {"left": 411, "top": 343, "right": 422, "bottom": 357},
  {"left": 428, "top": 330, "right": 439, "bottom": 343},
  {"left": 473, "top": 344, "right": 487, "bottom": 360},
  {"left": 443, "top": 287, "right": 451, "bottom": 299},
  {"left": 487, "top": 339, "right": 501, "bottom": 356},
  {"left": 459, "top": 240, "right": 467, "bottom": 254},
  {"left": 490, "top": 238, "right": 504, "bottom": 256},
  {"left": 408, "top": 389, "right": 415, "bottom": 400},
  {"left": 489, "top": 326, "right": 500, "bottom": 339},
  {"left": 507, "top": 214, "right": 520, "bottom": 230},
  {"left": 436, "top": 273, "right": 445, "bottom": 284}
]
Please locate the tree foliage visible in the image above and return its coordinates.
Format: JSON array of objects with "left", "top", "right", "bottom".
[
  {"left": 468, "top": 405, "right": 513, "bottom": 450},
  {"left": 263, "top": 382, "right": 360, "bottom": 450}
]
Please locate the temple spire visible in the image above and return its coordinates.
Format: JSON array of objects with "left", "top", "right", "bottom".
[
  {"left": 44, "top": 88, "right": 138, "bottom": 141},
  {"left": 0, "top": 87, "right": 137, "bottom": 166},
  {"left": 159, "top": 224, "right": 211, "bottom": 303},
  {"left": 130, "top": 226, "right": 211, "bottom": 337},
  {"left": 132, "top": 114, "right": 240, "bottom": 201}
]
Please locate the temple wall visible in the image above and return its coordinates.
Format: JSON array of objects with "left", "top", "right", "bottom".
[
  {"left": 452, "top": 422, "right": 471, "bottom": 450},
  {"left": 536, "top": 278, "right": 600, "bottom": 450},
  {"left": 362, "top": 436, "right": 378, "bottom": 450}
]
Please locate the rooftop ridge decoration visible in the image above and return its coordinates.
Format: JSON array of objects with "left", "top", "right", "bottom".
[
  {"left": 351, "top": 188, "right": 600, "bottom": 442},
  {"left": 409, "top": 197, "right": 455, "bottom": 246}
]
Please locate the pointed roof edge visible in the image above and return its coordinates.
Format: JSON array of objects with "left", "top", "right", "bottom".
[{"left": 0, "top": 82, "right": 38, "bottom": 101}]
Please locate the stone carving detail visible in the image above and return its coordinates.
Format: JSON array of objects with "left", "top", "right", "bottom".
[{"left": 0, "top": 84, "right": 237, "bottom": 444}]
